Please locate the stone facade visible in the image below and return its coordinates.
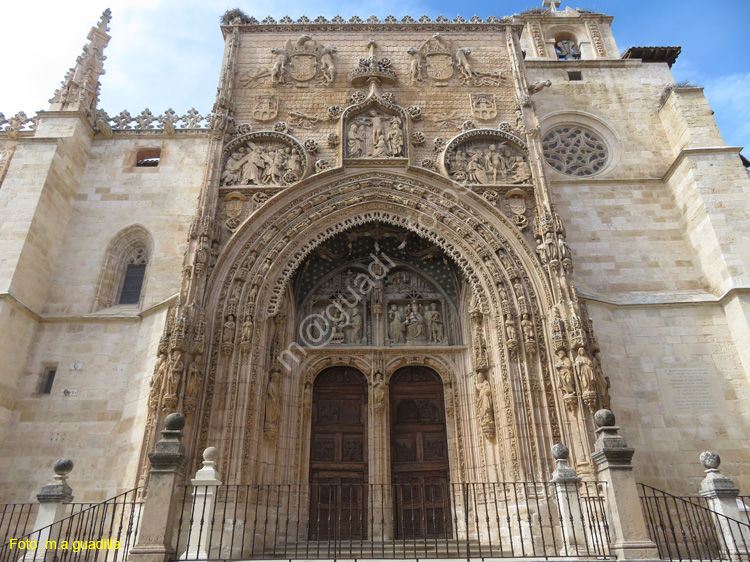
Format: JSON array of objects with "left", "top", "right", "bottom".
[{"left": 0, "top": 4, "right": 749, "bottom": 506}]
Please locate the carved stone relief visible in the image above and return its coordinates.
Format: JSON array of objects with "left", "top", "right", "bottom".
[
  {"left": 253, "top": 95, "right": 278, "bottom": 121},
  {"left": 470, "top": 94, "right": 497, "bottom": 120},
  {"left": 221, "top": 132, "right": 309, "bottom": 187},
  {"left": 542, "top": 125, "right": 608, "bottom": 176},
  {"left": 345, "top": 109, "right": 404, "bottom": 159},
  {"left": 409, "top": 33, "right": 504, "bottom": 87},
  {"left": 442, "top": 131, "right": 531, "bottom": 186}
]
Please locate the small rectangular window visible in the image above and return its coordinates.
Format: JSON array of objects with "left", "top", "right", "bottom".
[
  {"left": 136, "top": 148, "right": 161, "bottom": 167},
  {"left": 119, "top": 264, "right": 146, "bottom": 304},
  {"left": 567, "top": 71, "right": 583, "bottom": 81},
  {"left": 41, "top": 368, "right": 57, "bottom": 394}
]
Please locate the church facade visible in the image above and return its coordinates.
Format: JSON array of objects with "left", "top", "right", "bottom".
[{"left": 1, "top": 1, "right": 749, "bottom": 517}]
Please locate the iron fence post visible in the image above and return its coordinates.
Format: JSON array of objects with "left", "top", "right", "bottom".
[
  {"left": 129, "top": 414, "right": 188, "bottom": 562},
  {"left": 591, "top": 409, "right": 659, "bottom": 560}
]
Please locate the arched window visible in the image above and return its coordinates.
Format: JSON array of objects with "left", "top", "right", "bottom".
[
  {"left": 93, "top": 225, "right": 154, "bottom": 311},
  {"left": 554, "top": 32, "right": 581, "bottom": 60}
]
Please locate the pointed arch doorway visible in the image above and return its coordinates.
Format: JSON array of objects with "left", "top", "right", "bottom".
[
  {"left": 390, "top": 366, "right": 451, "bottom": 538},
  {"left": 308, "top": 366, "right": 368, "bottom": 540}
]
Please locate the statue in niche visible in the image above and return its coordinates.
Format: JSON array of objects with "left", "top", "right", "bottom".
[
  {"left": 344, "top": 308, "right": 363, "bottom": 344},
  {"left": 222, "top": 315, "right": 236, "bottom": 344},
  {"left": 241, "top": 315, "right": 254, "bottom": 343},
  {"left": 150, "top": 352, "right": 168, "bottom": 409},
  {"left": 264, "top": 370, "right": 282, "bottom": 437},
  {"left": 388, "top": 304, "right": 406, "bottom": 344},
  {"left": 185, "top": 354, "right": 202, "bottom": 398},
  {"left": 447, "top": 140, "right": 531, "bottom": 186},
  {"left": 475, "top": 371, "right": 494, "bottom": 426},
  {"left": 405, "top": 301, "right": 425, "bottom": 341},
  {"left": 574, "top": 347, "right": 596, "bottom": 393},
  {"left": 427, "top": 303, "right": 444, "bottom": 343},
  {"left": 592, "top": 350, "right": 611, "bottom": 408},
  {"left": 505, "top": 315, "right": 518, "bottom": 342},
  {"left": 303, "top": 381, "right": 313, "bottom": 411},
  {"left": 544, "top": 231, "right": 559, "bottom": 262},
  {"left": 555, "top": 350, "right": 576, "bottom": 395},
  {"left": 372, "top": 372, "right": 386, "bottom": 413},
  {"left": 165, "top": 349, "right": 183, "bottom": 398},
  {"left": 521, "top": 313, "right": 534, "bottom": 341}
]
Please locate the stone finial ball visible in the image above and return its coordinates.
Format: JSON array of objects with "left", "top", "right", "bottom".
[
  {"left": 164, "top": 413, "right": 186, "bottom": 431},
  {"left": 54, "top": 458, "right": 74, "bottom": 476},
  {"left": 203, "top": 447, "right": 219, "bottom": 462},
  {"left": 551, "top": 443, "right": 569, "bottom": 460},
  {"left": 700, "top": 451, "right": 721, "bottom": 470},
  {"left": 594, "top": 409, "right": 616, "bottom": 427}
]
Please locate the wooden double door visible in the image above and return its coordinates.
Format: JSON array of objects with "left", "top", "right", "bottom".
[{"left": 309, "top": 366, "right": 451, "bottom": 540}]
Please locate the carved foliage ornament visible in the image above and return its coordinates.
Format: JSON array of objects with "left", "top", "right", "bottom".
[
  {"left": 221, "top": 131, "right": 309, "bottom": 187},
  {"left": 541, "top": 125, "right": 608, "bottom": 176}
]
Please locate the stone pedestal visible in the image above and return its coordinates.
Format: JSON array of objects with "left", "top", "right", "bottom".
[
  {"left": 179, "top": 447, "right": 222, "bottom": 560},
  {"left": 591, "top": 409, "right": 659, "bottom": 561},
  {"left": 19, "top": 459, "right": 74, "bottom": 562},
  {"left": 699, "top": 451, "right": 750, "bottom": 560},
  {"left": 129, "top": 414, "right": 188, "bottom": 562},
  {"left": 550, "top": 444, "right": 586, "bottom": 556}
]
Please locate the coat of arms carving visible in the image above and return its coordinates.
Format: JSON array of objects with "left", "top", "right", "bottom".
[
  {"left": 470, "top": 94, "right": 497, "bottom": 120},
  {"left": 420, "top": 33, "right": 457, "bottom": 82},
  {"left": 253, "top": 95, "right": 278, "bottom": 121}
]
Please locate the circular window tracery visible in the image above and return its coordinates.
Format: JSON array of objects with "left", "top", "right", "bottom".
[{"left": 542, "top": 125, "right": 609, "bottom": 176}]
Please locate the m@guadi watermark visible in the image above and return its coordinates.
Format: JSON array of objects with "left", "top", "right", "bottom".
[
  {"left": 278, "top": 251, "right": 396, "bottom": 371},
  {"left": 9, "top": 538, "right": 120, "bottom": 552}
]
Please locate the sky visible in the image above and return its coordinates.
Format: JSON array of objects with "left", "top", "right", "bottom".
[{"left": 1, "top": 0, "right": 748, "bottom": 154}]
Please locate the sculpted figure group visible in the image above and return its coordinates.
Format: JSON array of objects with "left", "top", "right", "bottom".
[
  {"left": 388, "top": 301, "right": 444, "bottom": 344},
  {"left": 222, "top": 142, "right": 304, "bottom": 186},
  {"left": 449, "top": 142, "right": 532, "bottom": 185},
  {"left": 347, "top": 111, "right": 404, "bottom": 158}
]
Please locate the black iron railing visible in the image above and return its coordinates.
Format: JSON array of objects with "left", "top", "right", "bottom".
[
  {"left": 174, "top": 481, "right": 612, "bottom": 560},
  {"left": 639, "top": 483, "right": 750, "bottom": 561},
  {"left": 0, "top": 488, "right": 142, "bottom": 562}
]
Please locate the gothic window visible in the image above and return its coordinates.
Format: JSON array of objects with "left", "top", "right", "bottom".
[
  {"left": 93, "top": 225, "right": 153, "bottom": 311},
  {"left": 542, "top": 125, "right": 609, "bottom": 176}
]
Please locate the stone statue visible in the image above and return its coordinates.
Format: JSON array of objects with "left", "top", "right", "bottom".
[
  {"left": 388, "top": 304, "right": 406, "bottom": 344},
  {"left": 166, "top": 349, "right": 183, "bottom": 397},
  {"left": 347, "top": 123, "right": 365, "bottom": 157},
  {"left": 521, "top": 313, "right": 534, "bottom": 341},
  {"left": 406, "top": 47, "right": 423, "bottom": 84},
  {"left": 241, "top": 315, "right": 254, "bottom": 342},
  {"left": 151, "top": 352, "right": 168, "bottom": 392},
  {"left": 271, "top": 47, "right": 289, "bottom": 84},
  {"left": 536, "top": 238, "right": 548, "bottom": 265},
  {"left": 405, "top": 301, "right": 424, "bottom": 340},
  {"left": 427, "top": 303, "right": 444, "bottom": 343},
  {"left": 344, "top": 308, "right": 363, "bottom": 344},
  {"left": 555, "top": 349, "right": 576, "bottom": 395},
  {"left": 372, "top": 372, "right": 386, "bottom": 413},
  {"left": 505, "top": 315, "right": 517, "bottom": 342},
  {"left": 185, "top": 354, "right": 202, "bottom": 398},
  {"left": 475, "top": 371, "right": 494, "bottom": 425},
  {"left": 222, "top": 315, "right": 236, "bottom": 344},
  {"left": 574, "top": 347, "right": 596, "bottom": 393},
  {"left": 455, "top": 47, "right": 474, "bottom": 80},
  {"left": 528, "top": 80, "right": 551, "bottom": 95},
  {"left": 386, "top": 117, "right": 404, "bottom": 157},
  {"left": 303, "top": 381, "right": 313, "bottom": 411},
  {"left": 320, "top": 46, "right": 337, "bottom": 84},
  {"left": 593, "top": 350, "right": 611, "bottom": 406},
  {"left": 264, "top": 370, "right": 282, "bottom": 433}
]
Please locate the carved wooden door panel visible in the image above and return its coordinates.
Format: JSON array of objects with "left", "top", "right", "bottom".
[
  {"left": 309, "top": 367, "right": 368, "bottom": 540},
  {"left": 390, "top": 367, "right": 451, "bottom": 539}
]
